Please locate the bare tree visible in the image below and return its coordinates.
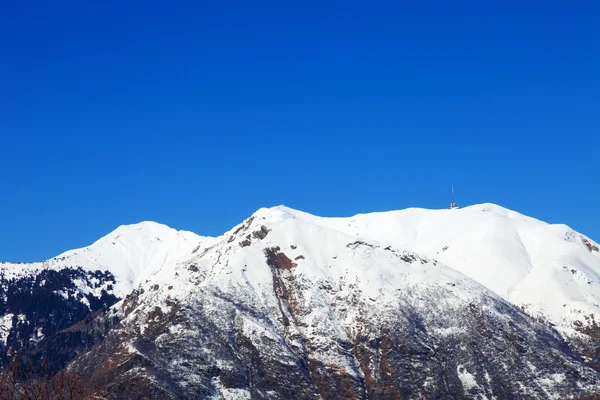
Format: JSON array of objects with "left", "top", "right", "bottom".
[{"left": 0, "top": 357, "right": 99, "bottom": 400}]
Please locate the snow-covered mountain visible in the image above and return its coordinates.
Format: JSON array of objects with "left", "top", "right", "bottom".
[
  {"left": 0, "top": 221, "right": 211, "bottom": 368},
  {"left": 4, "top": 203, "right": 598, "bottom": 330},
  {"left": 2, "top": 203, "right": 600, "bottom": 399},
  {"left": 263, "top": 203, "right": 600, "bottom": 330},
  {"left": 1, "top": 221, "right": 209, "bottom": 297},
  {"left": 68, "top": 205, "right": 600, "bottom": 398}
]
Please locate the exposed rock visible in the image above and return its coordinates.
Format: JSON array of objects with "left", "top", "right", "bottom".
[
  {"left": 252, "top": 225, "right": 271, "bottom": 240},
  {"left": 265, "top": 247, "right": 297, "bottom": 270}
]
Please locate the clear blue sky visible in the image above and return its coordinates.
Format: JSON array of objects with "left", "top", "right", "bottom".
[{"left": 1, "top": 2, "right": 599, "bottom": 261}]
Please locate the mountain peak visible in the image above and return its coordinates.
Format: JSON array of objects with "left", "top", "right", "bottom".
[{"left": 104, "top": 220, "right": 184, "bottom": 239}]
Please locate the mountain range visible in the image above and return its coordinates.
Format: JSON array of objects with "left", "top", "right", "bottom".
[{"left": 1, "top": 203, "right": 600, "bottom": 399}]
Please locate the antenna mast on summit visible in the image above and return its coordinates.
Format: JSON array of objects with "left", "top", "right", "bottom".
[{"left": 449, "top": 185, "right": 459, "bottom": 209}]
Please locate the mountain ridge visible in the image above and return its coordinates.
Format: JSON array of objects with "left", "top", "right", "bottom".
[
  {"left": 2, "top": 202, "right": 599, "bottom": 329},
  {"left": 62, "top": 203, "right": 600, "bottom": 398},
  {"left": 2, "top": 203, "right": 600, "bottom": 398}
]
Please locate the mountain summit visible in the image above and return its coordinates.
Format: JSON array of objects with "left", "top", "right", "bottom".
[{"left": 1, "top": 221, "right": 209, "bottom": 297}]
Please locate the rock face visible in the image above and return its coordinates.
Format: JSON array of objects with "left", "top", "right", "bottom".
[{"left": 3, "top": 204, "right": 600, "bottom": 399}]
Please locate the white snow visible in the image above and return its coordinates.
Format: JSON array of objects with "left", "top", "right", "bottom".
[
  {"left": 250, "top": 203, "right": 600, "bottom": 328},
  {"left": 0, "top": 221, "right": 212, "bottom": 297},
  {"left": 2, "top": 203, "right": 599, "bottom": 333},
  {"left": 212, "top": 377, "right": 251, "bottom": 400},
  {"left": 537, "top": 373, "right": 567, "bottom": 399},
  {"left": 0, "top": 314, "right": 13, "bottom": 345},
  {"left": 457, "top": 365, "right": 481, "bottom": 392}
]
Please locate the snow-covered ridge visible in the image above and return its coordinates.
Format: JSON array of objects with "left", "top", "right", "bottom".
[
  {"left": 0, "top": 221, "right": 211, "bottom": 297},
  {"left": 251, "top": 203, "right": 600, "bottom": 327},
  {"left": 85, "top": 203, "right": 600, "bottom": 398},
  {"left": 2, "top": 203, "right": 599, "bottom": 329}
]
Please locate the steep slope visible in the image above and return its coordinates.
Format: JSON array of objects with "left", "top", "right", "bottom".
[
  {"left": 67, "top": 208, "right": 600, "bottom": 399},
  {"left": 273, "top": 203, "right": 600, "bottom": 329}
]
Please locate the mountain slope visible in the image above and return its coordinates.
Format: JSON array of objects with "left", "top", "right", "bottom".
[
  {"left": 271, "top": 203, "right": 600, "bottom": 328},
  {"left": 2, "top": 204, "right": 600, "bottom": 398},
  {"left": 0, "top": 221, "right": 209, "bottom": 297},
  {"left": 0, "top": 222, "right": 211, "bottom": 369},
  {"left": 3, "top": 203, "right": 598, "bottom": 329},
  {"left": 66, "top": 207, "right": 600, "bottom": 399}
]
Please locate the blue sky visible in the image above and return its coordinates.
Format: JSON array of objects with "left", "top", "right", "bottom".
[{"left": 1, "top": 2, "right": 599, "bottom": 261}]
